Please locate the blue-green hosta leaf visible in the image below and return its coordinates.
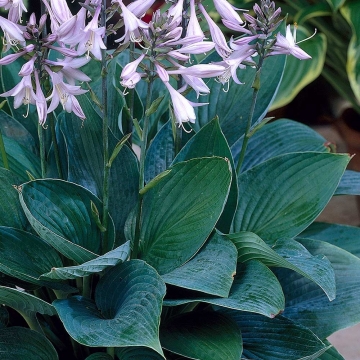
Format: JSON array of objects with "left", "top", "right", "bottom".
[
  {"left": 233, "top": 152, "right": 349, "bottom": 243},
  {"left": 173, "top": 117, "right": 238, "bottom": 232},
  {"left": 300, "top": 222, "right": 360, "bottom": 257},
  {"left": 279, "top": 238, "right": 360, "bottom": 338},
  {"left": 0, "top": 327, "right": 58, "bottom": 360},
  {"left": 0, "top": 286, "right": 56, "bottom": 317},
  {"left": 228, "top": 232, "right": 335, "bottom": 300},
  {"left": 160, "top": 311, "right": 242, "bottom": 360},
  {"left": 190, "top": 52, "right": 286, "bottom": 147},
  {"left": 116, "top": 347, "right": 164, "bottom": 360},
  {"left": 164, "top": 260, "right": 285, "bottom": 318},
  {"left": 60, "top": 94, "right": 139, "bottom": 245},
  {"left": 271, "top": 27, "right": 327, "bottom": 110},
  {"left": 0, "top": 134, "right": 41, "bottom": 182},
  {"left": 318, "top": 343, "right": 345, "bottom": 360},
  {"left": 53, "top": 260, "right": 165, "bottom": 355},
  {"left": 231, "top": 119, "right": 329, "bottom": 171},
  {"left": 161, "top": 232, "right": 237, "bottom": 297},
  {"left": 341, "top": 1, "right": 360, "bottom": 104},
  {"left": 40, "top": 241, "right": 130, "bottom": 280},
  {"left": 139, "top": 157, "right": 232, "bottom": 274},
  {"left": 334, "top": 170, "right": 360, "bottom": 195},
  {"left": 220, "top": 310, "right": 330, "bottom": 360},
  {"left": 19, "top": 179, "right": 115, "bottom": 264},
  {"left": 85, "top": 354, "right": 113, "bottom": 360},
  {"left": 145, "top": 120, "right": 174, "bottom": 184},
  {"left": 0, "top": 227, "right": 73, "bottom": 291},
  {"left": 0, "top": 168, "right": 26, "bottom": 228}
]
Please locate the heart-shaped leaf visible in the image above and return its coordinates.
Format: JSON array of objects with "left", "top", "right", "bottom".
[
  {"left": 53, "top": 260, "right": 165, "bottom": 355},
  {"left": 139, "top": 157, "right": 232, "bottom": 274},
  {"left": 160, "top": 311, "right": 242, "bottom": 360},
  {"left": 20, "top": 179, "right": 115, "bottom": 263},
  {"left": 233, "top": 152, "right": 349, "bottom": 242},
  {"left": 40, "top": 241, "right": 130, "bottom": 280},
  {"left": 161, "top": 232, "right": 237, "bottom": 297},
  {"left": 228, "top": 232, "right": 335, "bottom": 300},
  {"left": 0, "top": 327, "right": 58, "bottom": 360}
]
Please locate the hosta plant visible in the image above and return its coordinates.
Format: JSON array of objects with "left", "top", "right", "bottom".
[{"left": 0, "top": 0, "right": 359, "bottom": 359}]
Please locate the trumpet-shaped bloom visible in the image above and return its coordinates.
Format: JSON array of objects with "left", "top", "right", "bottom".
[
  {"left": 213, "top": 0, "right": 244, "bottom": 25},
  {"left": 0, "top": 74, "right": 37, "bottom": 113},
  {"left": 120, "top": 54, "right": 145, "bottom": 90},
  {"left": 269, "top": 25, "right": 312, "bottom": 60},
  {"left": 34, "top": 71, "right": 47, "bottom": 126},
  {"left": 198, "top": 4, "right": 232, "bottom": 59},
  {"left": 127, "top": 0, "right": 155, "bottom": 18},
  {"left": 77, "top": 6, "right": 106, "bottom": 60},
  {"left": 0, "top": 15, "right": 26, "bottom": 51},
  {"left": 46, "top": 69, "right": 87, "bottom": 119},
  {"left": 0, "top": 0, "right": 27, "bottom": 23},
  {"left": 186, "top": 0, "right": 205, "bottom": 39},
  {"left": 115, "top": 0, "right": 149, "bottom": 44}
]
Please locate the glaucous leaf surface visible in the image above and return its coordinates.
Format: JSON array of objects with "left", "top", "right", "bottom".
[
  {"left": 173, "top": 118, "right": 238, "bottom": 232},
  {"left": 317, "top": 342, "right": 345, "bottom": 360},
  {"left": 53, "top": 260, "right": 165, "bottom": 354},
  {"left": 40, "top": 241, "right": 130, "bottom": 280},
  {"left": 0, "top": 168, "right": 26, "bottom": 228},
  {"left": 231, "top": 119, "right": 329, "bottom": 171},
  {"left": 334, "top": 170, "right": 360, "bottom": 195},
  {"left": 228, "top": 232, "right": 335, "bottom": 300},
  {"left": 233, "top": 152, "right": 349, "bottom": 242},
  {"left": 164, "top": 260, "right": 285, "bottom": 318},
  {"left": 0, "top": 327, "right": 58, "bottom": 360},
  {"left": 139, "top": 157, "right": 232, "bottom": 274},
  {"left": 19, "top": 179, "right": 115, "bottom": 263},
  {"left": 160, "top": 311, "right": 242, "bottom": 360},
  {"left": 161, "top": 232, "right": 237, "bottom": 297},
  {"left": 220, "top": 310, "right": 330, "bottom": 360},
  {"left": 60, "top": 94, "right": 139, "bottom": 245},
  {"left": 279, "top": 238, "right": 360, "bottom": 338}
]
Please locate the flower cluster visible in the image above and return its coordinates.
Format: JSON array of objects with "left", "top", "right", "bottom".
[{"left": 0, "top": 0, "right": 312, "bottom": 127}]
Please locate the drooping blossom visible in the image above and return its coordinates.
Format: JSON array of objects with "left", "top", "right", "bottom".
[
  {"left": 77, "top": 5, "right": 106, "bottom": 60},
  {"left": 115, "top": 0, "right": 149, "bottom": 44},
  {"left": 186, "top": 0, "right": 205, "bottom": 40},
  {"left": 0, "top": 15, "right": 26, "bottom": 51},
  {"left": 0, "top": 74, "right": 37, "bottom": 114},
  {"left": 198, "top": 4, "right": 232, "bottom": 59},
  {"left": 34, "top": 70, "right": 47, "bottom": 126},
  {"left": 167, "top": 0, "right": 184, "bottom": 28},
  {"left": 120, "top": 54, "right": 145, "bottom": 91},
  {"left": 213, "top": 0, "right": 244, "bottom": 25},
  {"left": 46, "top": 68, "right": 87, "bottom": 119},
  {"left": 127, "top": 0, "right": 155, "bottom": 19},
  {"left": 0, "top": 43, "right": 34, "bottom": 65},
  {"left": 269, "top": 25, "right": 312, "bottom": 60},
  {"left": 0, "top": 0, "right": 27, "bottom": 24}
]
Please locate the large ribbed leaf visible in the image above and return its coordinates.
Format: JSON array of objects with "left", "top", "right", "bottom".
[
  {"left": 0, "top": 227, "right": 71, "bottom": 291},
  {"left": 164, "top": 260, "right": 285, "bottom": 318},
  {"left": 279, "top": 238, "right": 360, "bottom": 338},
  {"left": 190, "top": 52, "right": 286, "bottom": 146},
  {"left": 40, "top": 241, "right": 130, "bottom": 280},
  {"left": 228, "top": 232, "right": 335, "bottom": 300},
  {"left": 231, "top": 119, "right": 329, "bottom": 171},
  {"left": 0, "top": 327, "right": 58, "bottom": 360},
  {"left": 270, "top": 27, "right": 327, "bottom": 110},
  {"left": 300, "top": 222, "right": 360, "bottom": 257},
  {"left": 160, "top": 311, "right": 242, "bottom": 360},
  {"left": 139, "top": 157, "right": 232, "bottom": 274},
  {"left": 145, "top": 120, "right": 174, "bottom": 184},
  {"left": 334, "top": 170, "right": 360, "bottom": 195},
  {"left": 161, "top": 232, "right": 237, "bottom": 297},
  {"left": 173, "top": 118, "right": 238, "bottom": 232},
  {"left": 53, "top": 260, "right": 165, "bottom": 355},
  {"left": 221, "top": 310, "right": 330, "bottom": 360},
  {"left": 20, "top": 179, "right": 115, "bottom": 263},
  {"left": 0, "top": 168, "right": 26, "bottom": 228},
  {"left": 116, "top": 347, "right": 164, "bottom": 360},
  {"left": 0, "top": 286, "right": 56, "bottom": 317},
  {"left": 233, "top": 152, "right": 349, "bottom": 242},
  {"left": 60, "top": 94, "right": 139, "bottom": 245}
]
